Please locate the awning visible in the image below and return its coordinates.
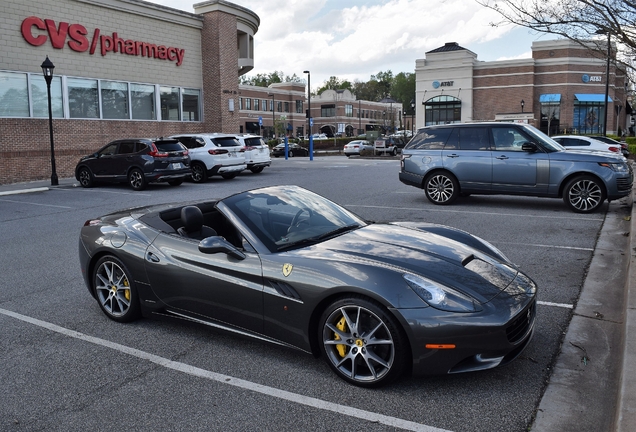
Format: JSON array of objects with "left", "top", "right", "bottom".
[
  {"left": 575, "top": 94, "right": 613, "bottom": 103},
  {"left": 539, "top": 94, "right": 561, "bottom": 103}
]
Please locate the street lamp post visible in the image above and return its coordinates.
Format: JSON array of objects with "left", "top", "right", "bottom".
[
  {"left": 267, "top": 93, "right": 275, "bottom": 139},
  {"left": 410, "top": 99, "right": 415, "bottom": 134},
  {"left": 303, "top": 70, "right": 313, "bottom": 160},
  {"left": 596, "top": 29, "right": 611, "bottom": 136},
  {"left": 41, "top": 56, "right": 58, "bottom": 186}
]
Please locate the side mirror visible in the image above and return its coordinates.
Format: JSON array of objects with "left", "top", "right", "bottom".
[
  {"left": 521, "top": 142, "right": 538, "bottom": 152},
  {"left": 199, "top": 236, "right": 246, "bottom": 260}
]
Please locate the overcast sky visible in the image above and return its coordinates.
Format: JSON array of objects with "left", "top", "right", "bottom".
[{"left": 149, "top": 0, "right": 553, "bottom": 90}]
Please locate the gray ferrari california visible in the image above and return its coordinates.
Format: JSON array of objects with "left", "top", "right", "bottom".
[{"left": 79, "top": 185, "right": 537, "bottom": 387}]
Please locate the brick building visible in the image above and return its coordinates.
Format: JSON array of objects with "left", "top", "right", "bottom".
[
  {"left": 0, "top": 0, "right": 259, "bottom": 184},
  {"left": 415, "top": 40, "right": 629, "bottom": 136}
]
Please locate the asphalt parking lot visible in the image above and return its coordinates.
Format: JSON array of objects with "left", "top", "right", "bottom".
[{"left": 0, "top": 156, "right": 632, "bottom": 432}]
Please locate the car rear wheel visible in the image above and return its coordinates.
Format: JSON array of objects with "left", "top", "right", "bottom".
[
  {"left": 563, "top": 175, "right": 605, "bottom": 213},
  {"left": 424, "top": 171, "right": 459, "bottom": 205},
  {"left": 191, "top": 162, "right": 208, "bottom": 183},
  {"left": 78, "top": 167, "right": 93, "bottom": 188},
  {"left": 250, "top": 167, "right": 264, "bottom": 174},
  {"left": 93, "top": 255, "right": 141, "bottom": 323},
  {"left": 128, "top": 168, "right": 147, "bottom": 191},
  {"left": 319, "top": 296, "right": 407, "bottom": 387}
]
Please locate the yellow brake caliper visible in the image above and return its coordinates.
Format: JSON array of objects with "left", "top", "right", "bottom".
[
  {"left": 334, "top": 316, "right": 347, "bottom": 357},
  {"left": 123, "top": 279, "right": 131, "bottom": 301}
]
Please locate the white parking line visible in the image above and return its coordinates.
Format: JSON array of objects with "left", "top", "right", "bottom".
[
  {"left": 0, "top": 198, "right": 73, "bottom": 209},
  {"left": 0, "top": 307, "right": 452, "bottom": 432},
  {"left": 496, "top": 242, "right": 594, "bottom": 252},
  {"left": 346, "top": 204, "right": 604, "bottom": 221},
  {"left": 53, "top": 187, "right": 153, "bottom": 197}
]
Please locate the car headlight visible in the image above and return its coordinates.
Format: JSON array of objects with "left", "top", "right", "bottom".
[
  {"left": 403, "top": 273, "right": 482, "bottom": 313},
  {"left": 599, "top": 162, "right": 628, "bottom": 172}
]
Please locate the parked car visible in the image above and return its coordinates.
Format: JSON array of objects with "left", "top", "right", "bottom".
[
  {"left": 551, "top": 135, "right": 623, "bottom": 156},
  {"left": 311, "top": 133, "right": 329, "bottom": 140},
  {"left": 374, "top": 136, "right": 404, "bottom": 156},
  {"left": 399, "top": 123, "right": 633, "bottom": 213},
  {"left": 590, "top": 135, "right": 630, "bottom": 157},
  {"left": 75, "top": 138, "right": 190, "bottom": 191},
  {"left": 79, "top": 185, "right": 536, "bottom": 387},
  {"left": 170, "top": 133, "right": 246, "bottom": 182},
  {"left": 272, "top": 143, "right": 309, "bottom": 157},
  {"left": 343, "top": 140, "right": 373, "bottom": 156},
  {"left": 234, "top": 134, "right": 271, "bottom": 173}
]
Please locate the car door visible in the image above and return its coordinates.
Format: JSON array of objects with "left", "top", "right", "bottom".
[
  {"left": 441, "top": 126, "right": 492, "bottom": 190},
  {"left": 144, "top": 232, "right": 265, "bottom": 333},
  {"left": 111, "top": 140, "right": 137, "bottom": 180},
  {"left": 91, "top": 141, "right": 120, "bottom": 178},
  {"left": 490, "top": 126, "right": 549, "bottom": 194}
]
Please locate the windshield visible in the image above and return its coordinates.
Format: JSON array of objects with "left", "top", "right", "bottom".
[
  {"left": 521, "top": 124, "right": 565, "bottom": 152},
  {"left": 222, "top": 186, "right": 366, "bottom": 252}
]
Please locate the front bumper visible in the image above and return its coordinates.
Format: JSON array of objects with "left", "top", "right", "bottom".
[{"left": 396, "top": 295, "right": 536, "bottom": 376}]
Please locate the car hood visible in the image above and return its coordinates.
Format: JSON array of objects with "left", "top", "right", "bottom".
[
  {"left": 292, "top": 224, "right": 524, "bottom": 303},
  {"left": 553, "top": 148, "right": 625, "bottom": 161}
]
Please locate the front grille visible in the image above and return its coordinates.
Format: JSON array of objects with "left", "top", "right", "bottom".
[{"left": 506, "top": 302, "right": 535, "bottom": 343}]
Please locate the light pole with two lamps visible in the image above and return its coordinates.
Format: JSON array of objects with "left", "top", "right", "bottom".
[
  {"left": 41, "top": 56, "right": 58, "bottom": 186},
  {"left": 303, "top": 70, "right": 313, "bottom": 160},
  {"left": 595, "top": 28, "right": 611, "bottom": 136}
]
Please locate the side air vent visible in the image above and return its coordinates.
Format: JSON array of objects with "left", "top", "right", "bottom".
[{"left": 268, "top": 280, "right": 302, "bottom": 300}]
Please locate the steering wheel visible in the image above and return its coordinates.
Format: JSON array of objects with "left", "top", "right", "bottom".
[{"left": 288, "top": 207, "right": 313, "bottom": 232}]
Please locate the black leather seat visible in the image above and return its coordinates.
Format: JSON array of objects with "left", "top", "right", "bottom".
[{"left": 177, "top": 206, "right": 217, "bottom": 240}]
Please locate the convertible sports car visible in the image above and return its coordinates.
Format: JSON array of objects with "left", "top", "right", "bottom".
[{"left": 79, "top": 185, "right": 537, "bottom": 387}]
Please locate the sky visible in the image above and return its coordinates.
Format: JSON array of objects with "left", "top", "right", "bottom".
[{"left": 148, "top": 0, "right": 554, "bottom": 90}]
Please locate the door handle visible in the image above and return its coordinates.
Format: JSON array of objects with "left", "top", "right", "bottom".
[
  {"left": 146, "top": 251, "right": 160, "bottom": 263},
  {"left": 496, "top": 156, "right": 509, "bottom": 160},
  {"left": 446, "top": 154, "right": 459, "bottom": 158}
]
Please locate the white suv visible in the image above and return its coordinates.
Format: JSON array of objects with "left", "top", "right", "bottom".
[
  {"left": 171, "top": 133, "right": 246, "bottom": 182},
  {"left": 234, "top": 134, "right": 271, "bottom": 174}
]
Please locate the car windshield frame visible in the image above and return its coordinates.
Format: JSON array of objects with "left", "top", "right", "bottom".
[
  {"left": 220, "top": 186, "right": 367, "bottom": 253},
  {"left": 520, "top": 124, "right": 565, "bottom": 152}
]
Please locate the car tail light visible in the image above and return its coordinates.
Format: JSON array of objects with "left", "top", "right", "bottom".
[
  {"left": 182, "top": 149, "right": 189, "bottom": 156},
  {"left": 244, "top": 146, "right": 256, "bottom": 151},
  {"left": 149, "top": 143, "right": 168, "bottom": 158},
  {"left": 609, "top": 146, "right": 620, "bottom": 153},
  {"left": 208, "top": 148, "right": 229, "bottom": 155}
]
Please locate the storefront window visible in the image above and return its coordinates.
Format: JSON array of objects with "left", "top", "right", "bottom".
[
  {"left": 68, "top": 78, "right": 99, "bottom": 118},
  {"left": 101, "top": 81, "right": 129, "bottom": 119},
  {"left": 182, "top": 88, "right": 200, "bottom": 121},
  {"left": 0, "top": 72, "right": 29, "bottom": 117},
  {"left": 31, "top": 75, "right": 63, "bottom": 118},
  {"left": 573, "top": 102, "right": 604, "bottom": 134},
  {"left": 160, "top": 86, "right": 180, "bottom": 121},
  {"left": 540, "top": 104, "right": 560, "bottom": 136},
  {"left": 424, "top": 96, "right": 461, "bottom": 126},
  {"left": 131, "top": 83, "right": 155, "bottom": 120}
]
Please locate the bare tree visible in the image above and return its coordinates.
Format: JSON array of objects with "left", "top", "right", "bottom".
[{"left": 476, "top": 0, "right": 636, "bottom": 76}]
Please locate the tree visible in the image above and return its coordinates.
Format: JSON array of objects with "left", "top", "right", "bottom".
[
  {"left": 476, "top": 0, "right": 636, "bottom": 72},
  {"left": 391, "top": 72, "right": 416, "bottom": 115},
  {"left": 315, "top": 76, "right": 352, "bottom": 95},
  {"left": 239, "top": 71, "right": 304, "bottom": 87}
]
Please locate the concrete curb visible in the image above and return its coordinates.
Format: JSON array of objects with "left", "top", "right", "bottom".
[
  {"left": 0, "top": 187, "right": 49, "bottom": 196},
  {"left": 617, "top": 185, "right": 636, "bottom": 431}
]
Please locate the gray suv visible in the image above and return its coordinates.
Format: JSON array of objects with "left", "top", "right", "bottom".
[{"left": 399, "top": 122, "right": 633, "bottom": 213}]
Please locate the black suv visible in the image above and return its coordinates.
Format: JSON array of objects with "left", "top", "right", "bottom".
[{"left": 75, "top": 138, "right": 191, "bottom": 191}]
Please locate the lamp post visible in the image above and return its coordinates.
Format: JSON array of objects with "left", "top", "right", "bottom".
[
  {"left": 596, "top": 29, "right": 611, "bottom": 136},
  {"left": 303, "top": 70, "right": 313, "bottom": 160},
  {"left": 358, "top": 99, "right": 361, "bottom": 135},
  {"left": 521, "top": 99, "right": 525, "bottom": 113},
  {"left": 41, "top": 56, "right": 58, "bottom": 186},
  {"left": 411, "top": 100, "right": 416, "bottom": 133},
  {"left": 267, "top": 93, "right": 275, "bottom": 139}
]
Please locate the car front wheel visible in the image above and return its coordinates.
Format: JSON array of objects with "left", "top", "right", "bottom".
[
  {"left": 319, "top": 296, "right": 407, "bottom": 387},
  {"left": 563, "top": 175, "right": 605, "bottom": 213},
  {"left": 424, "top": 171, "right": 459, "bottom": 205},
  {"left": 78, "top": 167, "right": 93, "bottom": 188},
  {"left": 93, "top": 255, "right": 141, "bottom": 323},
  {"left": 128, "top": 168, "right": 147, "bottom": 191}
]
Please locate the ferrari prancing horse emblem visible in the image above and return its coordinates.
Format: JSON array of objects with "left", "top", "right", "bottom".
[{"left": 282, "top": 263, "right": 293, "bottom": 277}]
